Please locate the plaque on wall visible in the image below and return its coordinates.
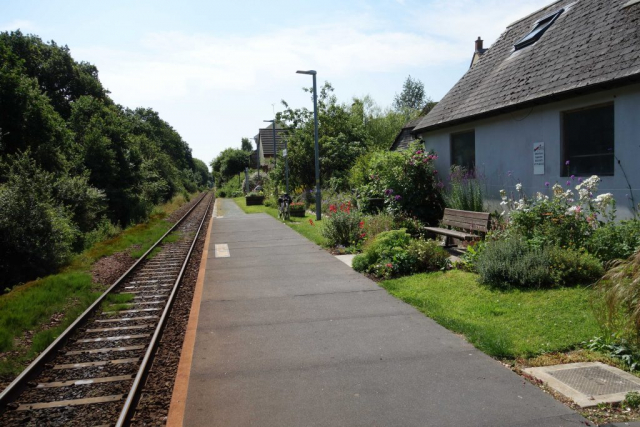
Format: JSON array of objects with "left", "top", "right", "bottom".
[{"left": 533, "top": 142, "right": 544, "bottom": 175}]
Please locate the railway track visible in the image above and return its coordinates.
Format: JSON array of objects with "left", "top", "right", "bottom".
[{"left": 0, "top": 191, "right": 214, "bottom": 426}]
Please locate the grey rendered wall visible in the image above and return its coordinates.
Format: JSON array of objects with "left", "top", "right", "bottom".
[{"left": 419, "top": 83, "right": 640, "bottom": 219}]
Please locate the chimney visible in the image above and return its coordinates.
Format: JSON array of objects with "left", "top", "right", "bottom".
[{"left": 475, "top": 37, "right": 484, "bottom": 52}]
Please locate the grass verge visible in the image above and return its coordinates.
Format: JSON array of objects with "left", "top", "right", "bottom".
[
  {"left": 380, "top": 270, "right": 599, "bottom": 358},
  {"left": 232, "top": 197, "right": 328, "bottom": 247},
  {"left": 0, "top": 192, "right": 198, "bottom": 377}
]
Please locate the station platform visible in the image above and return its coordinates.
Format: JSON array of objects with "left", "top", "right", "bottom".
[{"left": 167, "top": 198, "right": 586, "bottom": 427}]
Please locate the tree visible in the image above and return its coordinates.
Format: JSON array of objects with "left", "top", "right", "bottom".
[
  {"left": 275, "top": 82, "right": 371, "bottom": 192},
  {"left": 0, "top": 153, "right": 78, "bottom": 285},
  {"left": 241, "top": 137, "right": 253, "bottom": 152},
  {"left": 393, "top": 75, "right": 427, "bottom": 112},
  {"left": 210, "top": 148, "right": 249, "bottom": 184},
  {"left": 192, "top": 158, "right": 211, "bottom": 187}
]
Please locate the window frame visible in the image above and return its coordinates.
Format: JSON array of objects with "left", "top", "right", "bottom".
[
  {"left": 450, "top": 129, "right": 476, "bottom": 171},
  {"left": 514, "top": 8, "right": 564, "bottom": 51},
  {"left": 561, "top": 102, "right": 615, "bottom": 177}
]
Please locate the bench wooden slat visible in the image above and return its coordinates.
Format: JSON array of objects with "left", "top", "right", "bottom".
[
  {"left": 442, "top": 218, "right": 489, "bottom": 233},
  {"left": 443, "top": 208, "right": 490, "bottom": 220},
  {"left": 424, "top": 227, "right": 481, "bottom": 241}
]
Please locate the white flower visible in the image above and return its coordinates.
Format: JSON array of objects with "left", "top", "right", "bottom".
[
  {"left": 578, "top": 188, "right": 590, "bottom": 202},
  {"left": 552, "top": 183, "right": 564, "bottom": 198},
  {"left": 595, "top": 193, "right": 614, "bottom": 205},
  {"left": 576, "top": 175, "right": 601, "bottom": 194},
  {"left": 500, "top": 189, "right": 507, "bottom": 201},
  {"left": 515, "top": 183, "right": 522, "bottom": 192}
]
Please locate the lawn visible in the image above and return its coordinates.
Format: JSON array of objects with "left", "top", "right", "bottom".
[
  {"left": 232, "top": 197, "right": 328, "bottom": 247},
  {"left": 380, "top": 270, "right": 600, "bottom": 358},
  {"left": 0, "top": 192, "right": 198, "bottom": 377}
]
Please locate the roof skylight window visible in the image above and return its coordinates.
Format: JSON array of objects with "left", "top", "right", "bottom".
[{"left": 514, "top": 8, "right": 564, "bottom": 50}]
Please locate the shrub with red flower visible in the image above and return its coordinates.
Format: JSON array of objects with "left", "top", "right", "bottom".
[{"left": 321, "top": 201, "right": 365, "bottom": 248}]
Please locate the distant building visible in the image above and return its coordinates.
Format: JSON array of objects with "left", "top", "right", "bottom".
[
  {"left": 413, "top": 0, "right": 640, "bottom": 217},
  {"left": 390, "top": 115, "right": 424, "bottom": 151},
  {"left": 255, "top": 123, "right": 286, "bottom": 170}
]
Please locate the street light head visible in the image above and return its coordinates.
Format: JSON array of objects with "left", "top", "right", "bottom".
[
  {"left": 263, "top": 119, "right": 274, "bottom": 123},
  {"left": 296, "top": 70, "right": 317, "bottom": 75}
]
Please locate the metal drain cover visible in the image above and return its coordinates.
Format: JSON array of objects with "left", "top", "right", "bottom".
[{"left": 524, "top": 362, "right": 640, "bottom": 407}]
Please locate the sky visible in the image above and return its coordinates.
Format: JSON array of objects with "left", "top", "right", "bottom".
[{"left": 1, "top": 0, "right": 553, "bottom": 166}]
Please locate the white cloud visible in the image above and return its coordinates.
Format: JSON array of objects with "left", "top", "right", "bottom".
[
  {"left": 71, "top": 0, "right": 553, "bottom": 161},
  {"left": 78, "top": 16, "right": 467, "bottom": 106}
]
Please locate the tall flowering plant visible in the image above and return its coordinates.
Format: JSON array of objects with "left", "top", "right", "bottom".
[
  {"left": 499, "top": 174, "right": 616, "bottom": 249},
  {"left": 321, "top": 201, "right": 366, "bottom": 248}
]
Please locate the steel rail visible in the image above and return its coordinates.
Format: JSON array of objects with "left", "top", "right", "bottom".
[
  {"left": 116, "top": 192, "right": 213, "bottom": 426},
  {"left": 0, "top": 192, "right": 209, "bottom": 410}
]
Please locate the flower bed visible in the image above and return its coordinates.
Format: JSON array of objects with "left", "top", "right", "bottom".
[
  {"left": 289, "top": 202, "right": 305, "bottom": 217},
  {"left": 245, "top": 192, "right": 265, "bottom": 206}
]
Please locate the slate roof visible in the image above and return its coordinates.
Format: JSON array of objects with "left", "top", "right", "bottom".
[
  {"left": 414, "top": 0, "right": 640, "bottom": 133},
  {"left": 390, "top": 115, "right": 424, "bottom": 151},
  {"left": 257, "top": 124, "right": 286, "bottom": 156}
]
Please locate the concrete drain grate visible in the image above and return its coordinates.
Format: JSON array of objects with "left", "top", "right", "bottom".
[{"left": 524, "top": 362, "right": 640, "bottom": 407}]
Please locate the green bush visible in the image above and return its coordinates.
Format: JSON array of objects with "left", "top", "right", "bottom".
[
  {"left": 407, "top": 239, "right": 449, "bottom": 271},
  {"left": 352, "top": 230, "right": 445, "bottom": 278},
  {"left": 585, "top": 220, "right": 640, "bottom": 262},
  {"left": 476, "top": 238, "right": 602, "bottom": 289},
  {"left": 82, "top": 216, "right": 122, "bottom": 250},
  {"left": 548, "top": 246, "right": 603, "bottom": 287},
  {"left": 321, "top": 201, "right": 364, "bottom": 247},
  {"left": 351, "top": 144, "right": 444, "bottom": 225},
  {"left": 476, "top": 238, "right": 550, "bottom": 289},
  {"left": 393, "top": 214, "right": 425, "bottom": 238},
  {"left": 217, "top": 179, "right": 242, "bottom": 198},
  {"left": 264, "top": 195, "right": 277, "bottom": 208},
  {"left": 0, "top": 155, "right": 78, "bottom": 287}
]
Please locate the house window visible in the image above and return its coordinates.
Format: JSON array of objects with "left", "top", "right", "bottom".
[
  {"left": 450, "top": 130, "right": 475, "bottom": 170},
  {"left": 514, "top": 9, "right": 564, "bottom": 50},
  {"left": 562, "top": 103, "right": 614, "bottom": 176}
]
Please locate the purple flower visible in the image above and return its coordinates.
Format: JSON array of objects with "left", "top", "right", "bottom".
[
  {"left": 565, "top": 160, "right": 570, "bottom": 166},
  {"left": 545, "top": 182, "right": 550, "bottom": 187},
  {"left": 394, "top": 195, "right": 402, "bottom": 201},
  {"left": 384, "top": 188, "right": 394, "bottom": 195},
  {"left": 578, "top": 177, "right": 583, "bottom": 183},
  {"left": 566, "top": 181, "right": 571, "bottom": 186},
  {"left": 570, "top": 175, "right": 575, "bottom": 180}
]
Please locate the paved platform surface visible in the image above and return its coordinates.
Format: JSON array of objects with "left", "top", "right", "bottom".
[{"left": 182, "top": 198, "right": 588, "bottom": 427}]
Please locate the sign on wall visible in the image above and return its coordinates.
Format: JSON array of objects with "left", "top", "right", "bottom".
[{"left": 533, "top": 142, "right": 544, "bottom": 175}]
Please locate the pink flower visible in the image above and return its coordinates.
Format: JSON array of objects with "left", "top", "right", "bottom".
[{"left": 386, "top": 263, "right": 393, "bottom": 268}]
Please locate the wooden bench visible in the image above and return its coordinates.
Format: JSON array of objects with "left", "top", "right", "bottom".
[{"left": 425, "top": 208, "right": 490, "bottom": 247}]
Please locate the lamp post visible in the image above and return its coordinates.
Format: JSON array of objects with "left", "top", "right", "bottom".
[
  {"left": 263, "top": 119, "right": 276, "bottom": 169},
  {"left": 284, "top": 135, "right": 289, "bottom": 194},
  {"left": 296, "top": 70, "right": 321, "bottom": 220}
]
